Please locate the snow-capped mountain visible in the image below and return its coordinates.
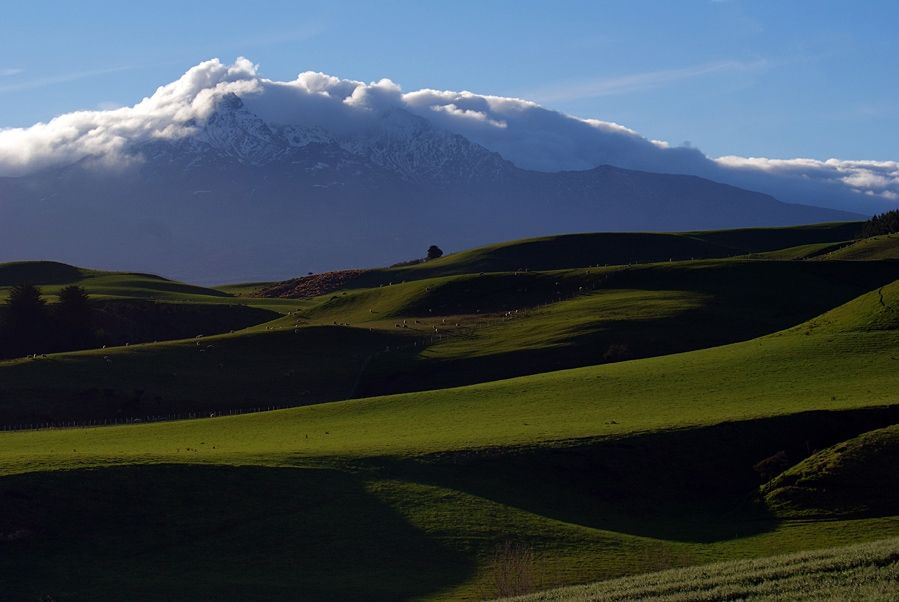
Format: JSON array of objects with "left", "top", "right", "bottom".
[
  {"left": 137, "top": 93, "right": 509, "bottom": 184},
  {"left": 0, "top": 92, "right": 859, "bottom": 282}
]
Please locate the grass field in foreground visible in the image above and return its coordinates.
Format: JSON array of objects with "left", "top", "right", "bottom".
[
  {"left": 0, "top": 280, "right": 898, "bottom": 599},
  {"left": 1, "top": 457, "right": 896, "bottom": 601},
  {"left": 503, "top": 536, "right": 899, "bottom": 602},
  {"left": 1, "top": 234, "right": 897, "bottom": 600}
]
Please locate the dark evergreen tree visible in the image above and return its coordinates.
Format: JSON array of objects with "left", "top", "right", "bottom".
[
  {"left": 54, "top": 285, "right": 95, "bottom": 351},
  {"left": 0, "top": 283, "right": 49, "bottom": 358},
  {"left": 427, "top": 245, "right": 444, "bottom": 260}
]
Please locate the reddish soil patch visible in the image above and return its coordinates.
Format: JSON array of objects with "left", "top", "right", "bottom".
[{"left": 257, "top": 269, "right": 371, "bottom": 299}]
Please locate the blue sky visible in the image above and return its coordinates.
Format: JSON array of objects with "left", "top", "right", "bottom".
[{"left": 0, "top": 0, "right": 896, "bottom": 161}]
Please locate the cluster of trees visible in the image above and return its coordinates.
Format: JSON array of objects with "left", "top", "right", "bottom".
[
  {"left": 862, "top": 209, "right": 899, "bottom": 238},
  {"left": 0, "top": 284, "right": 95, "bottom": 359}
]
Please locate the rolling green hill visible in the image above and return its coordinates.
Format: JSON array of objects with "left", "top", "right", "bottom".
[
  {"left": 376, "top": 221, "right": 863, "bottom": 280},
  {"left": 1, "top": 224, "right": 897, "bottom": 601},
  {"left": 763, "top": 424, "right": 899, "bottom": 519},
  {"left": 258, "top": 222, "right": 862, "bottom": 296},
  {"left": 2, "top": 258, "right": 898, "bottom": 423},
  {"left": 817, "top": 232, "right": 899, "bottom": 260},
  {"left": 4, "top": 278, "right": 898, "bottom": 463},
  {"left": 0, "top": 261, "right": 309, "bottom": 361},
  {"left": 0, "top": 260, "right": 307, "bottom": 314},
  {"left": 2, "top": 277, "right": 899, "bottom": 599},
  {"left": 0, "top": 260, "right": 228, "bottom": 301}
]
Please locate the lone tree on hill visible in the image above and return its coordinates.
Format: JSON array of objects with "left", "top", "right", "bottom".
[{"left": 427, "top": 245, "right": 444, "bottom": 260}]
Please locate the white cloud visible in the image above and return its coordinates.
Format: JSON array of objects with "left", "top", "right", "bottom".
[
  {"left": 526, "top": 59, "right": 767, "bottom": 103},
  {"left": 715, "top": 155, "right": 899, "bottom": 207},
  {"left": 0, "top": 56, "right": 895, "bottom": 213},
  {"left": 0, "top": 65, "right": 134, "bottom": 94},
  {"left": 0, "top": 68, "right": 22, "bottom": 77}
]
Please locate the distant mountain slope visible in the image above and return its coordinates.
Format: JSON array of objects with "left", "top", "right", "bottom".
[{"left": 0, "top": 98, "right": 859, "bottom": 283}]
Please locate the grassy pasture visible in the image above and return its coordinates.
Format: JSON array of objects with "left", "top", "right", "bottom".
[
  {"left": 373, "top": 221, "right": 864, "bottom": 284},
  {"left": 2, "top": 224, "right": 898, "bottom": 600},
  {"left": 0, "top": 261, "right": 228, "bottom": 302},
  {"left": 764, "top": 423, "right": 899, "bottom": 519},
  {"left": 751, "top": 241, "right": 850, "bottom": 260},
  {"left": 503, "top": 536, "right": 899, "bottom": 601},
  {"left": 0, "top": 260, "right": 309, "bottom": 315},
  {"left": 2, "top": 278, "right": 898, "bottom": 467},
  {"left": 818, "top": 232, "right": 899, "bottom": 260},
  {"left": 5, "top": 258, "right": 897, "bottom": 422},
  {"left": 259, "top": 221, "right": 862, "bottom": 293},
  {"left": 2, "top": 457, "right": 897, "bottom": 601}
]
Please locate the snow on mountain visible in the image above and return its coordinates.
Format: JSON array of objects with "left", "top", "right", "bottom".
[
  {"left": 0, "top": 68, "right": 861, "bottom": 283},
  {"left": 126, "top": 93, "right": 509, "bottom": 186}
]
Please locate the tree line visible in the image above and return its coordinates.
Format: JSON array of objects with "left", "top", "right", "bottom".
[
  {"left": 0, "top": 284, "right": 95, "bottom": 359},
  {"left": 862, "top": 208, "right": 899, "bottom": 238}
]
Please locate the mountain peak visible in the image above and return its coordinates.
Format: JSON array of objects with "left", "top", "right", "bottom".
[{"left": 130, "top": 97, "right": 510, "bottom": 183}]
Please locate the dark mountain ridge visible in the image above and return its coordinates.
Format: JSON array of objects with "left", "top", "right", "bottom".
[{"left": 0, "top": 97, "right": 858, "bottom": 282}]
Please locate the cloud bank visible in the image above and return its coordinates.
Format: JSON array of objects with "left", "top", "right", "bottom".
[{"left": 0, "top": 57, "right": 896, "bottom": 213}]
